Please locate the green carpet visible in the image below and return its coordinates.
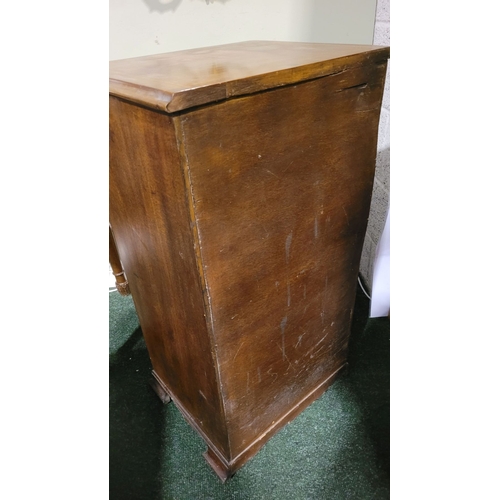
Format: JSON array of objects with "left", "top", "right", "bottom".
[{"left": 110, "top": 285, "right": 389, "bottom": 499}]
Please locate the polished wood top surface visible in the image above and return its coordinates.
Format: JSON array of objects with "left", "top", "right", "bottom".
[{"left": 109, "top": 40, "right": 389, "bottom": 113}]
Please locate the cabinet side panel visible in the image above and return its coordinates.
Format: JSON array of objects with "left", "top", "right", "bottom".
[
  {"left": 109, "top": 97, "right": 229, "bottom": 455},
  {"left": 180, "top": 62, "right": 387, "bottom": 458}
]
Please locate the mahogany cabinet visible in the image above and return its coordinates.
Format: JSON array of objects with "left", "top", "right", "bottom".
[{"left": 109, "top": 41, "right": 389, "bottom": 481}]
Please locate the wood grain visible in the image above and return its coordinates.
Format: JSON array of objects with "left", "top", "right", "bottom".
[
  {"left": 110, "top": 40, "right": 389, "bottom": 112},
  {"left": 109, "top": 97, "right": 230, "bottom": 456},
  {"left": 109, "top": 41, "right": 389, "bottom": 480},
  {"left": 179, "top": 60, "right": 387, "bottom": 459}
]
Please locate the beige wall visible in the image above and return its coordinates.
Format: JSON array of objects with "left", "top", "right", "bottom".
[{"left": 110, "top": 0, "right": 377, "bottom": 60}]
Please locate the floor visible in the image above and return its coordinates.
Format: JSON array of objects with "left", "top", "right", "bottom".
[{"left": 109, "top": 281, "right": 390, "bottom": 499}]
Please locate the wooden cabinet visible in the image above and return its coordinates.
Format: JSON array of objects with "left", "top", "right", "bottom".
[{"left": 109, "top": 41, "right": 389, "bottom": 481}]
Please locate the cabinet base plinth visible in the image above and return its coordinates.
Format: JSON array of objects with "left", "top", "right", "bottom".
[
  {"left": 150, "top": 364, "right": 348, "bottom": 481},
  {"left": 203, "top": 448, "right": 233, "bottom": 482}
]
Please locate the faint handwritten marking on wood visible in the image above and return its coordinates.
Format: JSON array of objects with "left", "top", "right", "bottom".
[{"left": 267, "top": 368, "right": 278, "bottom": 383}]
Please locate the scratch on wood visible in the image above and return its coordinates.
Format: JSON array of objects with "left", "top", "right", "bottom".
[
  {"left": 243, "top": 414, "right": 261, "bottom": 430},
  {"left": 310, "top": 343, "right": 328, "bottom": 359},
  {"left": 282, "top": 160, "right": 294, "bottom": 175},
  {"left": 285, "top": 232, "right": 293, "bottom": 263},
  {"left": 314, "top": 331, "right": 329, "bottom": 349},
  {"left": 321, "top": 276, "right": 328, "bottom": 324},
  {"left": 305, "top": 331, "right": 330, "bottom": 357},
  {"left": 259, "top": 222, "right": 270, "bottom": 238},
  {"left": 314, "top": 217, "right": 319, "bottom": 239},
  {"left": 276, "top": 341, "right": 294, "bottom": 373},
  {"left": 280, "top": 316, "right": 287, "bottom": 360},
  {"left": 130, "top": 226, "right": 149, "bottom": 252},
  {"left": 342, "top": 205, "right": 350, "bottom": 226},
  {"left": 284, "top": 357, "right": 295, "bottom": 374},
  {"left": 355, "top": 107, "right": 378, "bottom": 113},
  {"left": 264, "top": 168, "right": 280, "bottom": 179},
  {"left": 300, "top": 304, "right": 310, "bottom": 321},
  {"left": 294, "top": 334, "right": 304, "bottom": 349},
  {"left": 233, "top": 341, "right": 245, "bottom": 361}
]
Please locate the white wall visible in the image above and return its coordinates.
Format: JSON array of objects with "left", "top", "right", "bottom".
[
  {"left": 359, "top": 0, "right": 390, "bottom": 317},
  {"left": 110, "top": 0, "right": 377, "bottom": 60}
]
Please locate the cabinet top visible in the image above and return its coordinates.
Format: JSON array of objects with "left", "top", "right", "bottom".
[{"left": 109, "top": 40, "right": 389, "bottom": 113}]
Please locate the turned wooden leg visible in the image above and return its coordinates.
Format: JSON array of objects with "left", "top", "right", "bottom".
[
  {"left": 109, "top": 225, "right": 130, "bottom": 296},
  {"left": 149, "top": 370, "right": 172, "bottom": 404}
]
